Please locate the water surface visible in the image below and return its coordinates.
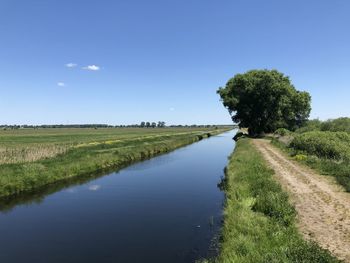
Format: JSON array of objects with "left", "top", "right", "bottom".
[{"left": 0, "top": 130, "right": 235, "bottom": 263}]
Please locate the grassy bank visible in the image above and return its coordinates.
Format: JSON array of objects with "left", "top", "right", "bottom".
[
  {"left": 210, "top": 138, "right": 338, "bottom": 262},
  {"left": 0, "top": 127, "right": 230, "bottom": 198}
]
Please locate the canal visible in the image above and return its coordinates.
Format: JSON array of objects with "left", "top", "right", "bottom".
[{"left": 0, "top": 130, "right": 235, "bottom": 263}]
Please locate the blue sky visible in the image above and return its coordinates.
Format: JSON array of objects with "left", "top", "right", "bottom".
[{"left": 0, "top": 0, "right": 349, "bottom": 125}]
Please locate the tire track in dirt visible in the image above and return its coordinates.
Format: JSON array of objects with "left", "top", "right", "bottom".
[{"left": 253, "top": 139, "right": 350, "bottom": 262}]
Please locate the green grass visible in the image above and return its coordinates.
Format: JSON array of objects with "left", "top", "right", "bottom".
[
  {"left": 207, "top": 138, "right": 338, "bottom": 263},
  {"left": 0, "top": 127, "right": 231, "bottom": 198}
]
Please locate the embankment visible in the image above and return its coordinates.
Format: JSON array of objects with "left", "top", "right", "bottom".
[{"left": 212, "top": 138, "right": 338, "bottom": 262}]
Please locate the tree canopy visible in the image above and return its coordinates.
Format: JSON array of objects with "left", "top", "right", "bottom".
[{"left": 217, "top": 69, "right": 311, "bottom": 135}]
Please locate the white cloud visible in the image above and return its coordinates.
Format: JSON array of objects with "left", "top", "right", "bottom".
[
  {"left": 57, "top": 82, "right": 65, "bottom": 87},
  {"left": 82, "top": 65, "right": 100, "bottom": 71},
  {"left": 66, "top": 188, "right": 77, "bottom": 193},
  {"left": 65, "top": 63, "right": 77, "bottom": 68},
  {"left": 88, "top": 184, "right": 101, "bottom": 191}
]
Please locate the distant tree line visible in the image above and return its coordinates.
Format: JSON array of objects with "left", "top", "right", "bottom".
[
  {"left": 0, "top": 124, "right": 114, "bottom": 130},
  {"left": 139, "top": 121, "right": 165, "bottom": 128},
  {"left": 0, "top": 123, "right": 232, "bottom": 130},
  {"left": 296, "top": 117, "right": 350, "bottom": 133}
]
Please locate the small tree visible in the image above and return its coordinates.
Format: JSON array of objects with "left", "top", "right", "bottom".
[
  {"left": 140, "top": 121, "right": 145, "bottom": 128},
  {"left": 146, "top": 122, "right": 151, "bottom": 128},
  {"left": 151, "top": 122, "right": 157, "bottom": 128},
  {"left": 217, "top": 69, "right": 311, "bottom": 135}
]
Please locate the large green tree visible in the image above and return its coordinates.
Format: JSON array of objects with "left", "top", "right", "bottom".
[{"left": 217, "top": 69, "right": 311, "bottom": 135}]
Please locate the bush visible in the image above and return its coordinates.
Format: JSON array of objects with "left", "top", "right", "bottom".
[
  {"left": 274, "top": 128, "right": 291, "bottom": 136},
  {"left": 294, "top": 154, "right": 307, "bottom": 161},
  {"left": 321, "top": 117, "right": 350, "bottom": 133},
  {"left": 290, "top": 131, "right": 350, "bottom": 161},
  {"left": 296, "top": 119, "right": 322, "bottom": 133}
]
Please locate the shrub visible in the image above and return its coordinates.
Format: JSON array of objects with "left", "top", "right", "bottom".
[
  {"left": 290, "top": 131, "right": 350, "bottom": 161},
  {"left": 320, "top": 117, "right": 350, "bottom": 133},
  {"left": 274, "top": 128, "right": 291, "bottom": 136},
  {"left": 294, "top": 154, "right": 307, "bottom": 161}
]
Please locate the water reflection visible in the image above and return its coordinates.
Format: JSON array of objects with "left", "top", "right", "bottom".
[{"left": 88, "top": 184, "right": 101, "bottom": 191}]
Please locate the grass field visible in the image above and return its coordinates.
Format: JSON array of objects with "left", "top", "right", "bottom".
[
  {"left": 0, "top": 127, "right": 220, "bottom": 164},
  {"left": 0, "top": 127, "right": 231, "bottom": 198},
  {"left": 206, "top": 138, "right": 338, "bottom": 263}
]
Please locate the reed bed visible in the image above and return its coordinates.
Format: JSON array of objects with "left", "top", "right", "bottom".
[{"left": 0, "top": 144, "right": 71, "bottom": 164}]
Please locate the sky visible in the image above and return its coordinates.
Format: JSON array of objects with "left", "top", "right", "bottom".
[{"left": 0, "top": 0, "right": 349, "bottom": 125}]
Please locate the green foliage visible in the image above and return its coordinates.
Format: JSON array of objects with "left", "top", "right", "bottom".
[
  {"left": 212, "top": 139, "right": 338, "bottom": 262},
  {"left": 294, "top": 154, "right": 307, "bottom": 161},
  {"left": 296, "top": 119, "right": 322, "bottom": 133},
  {"left": 321, "top": 117, "right": 350, "bottom": 132},
  {"left": 290, "top": 131, "right": 350, "bottom": 161},
  {"left": 157, "top": 121, "right": 166, "bottom": 127},
  {"left": 217, "top": 69, "right": 311, "bottom": 135},
  {"left": 297, "top": 117, "right": 350, "bottom": 133},
  {"left": 274, "top": 128, "right": 291, "bottom": 136}
]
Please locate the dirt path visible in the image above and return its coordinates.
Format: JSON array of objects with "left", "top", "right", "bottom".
[{"left": 253, "top": 139, "right": 350, "bottom": 262}]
